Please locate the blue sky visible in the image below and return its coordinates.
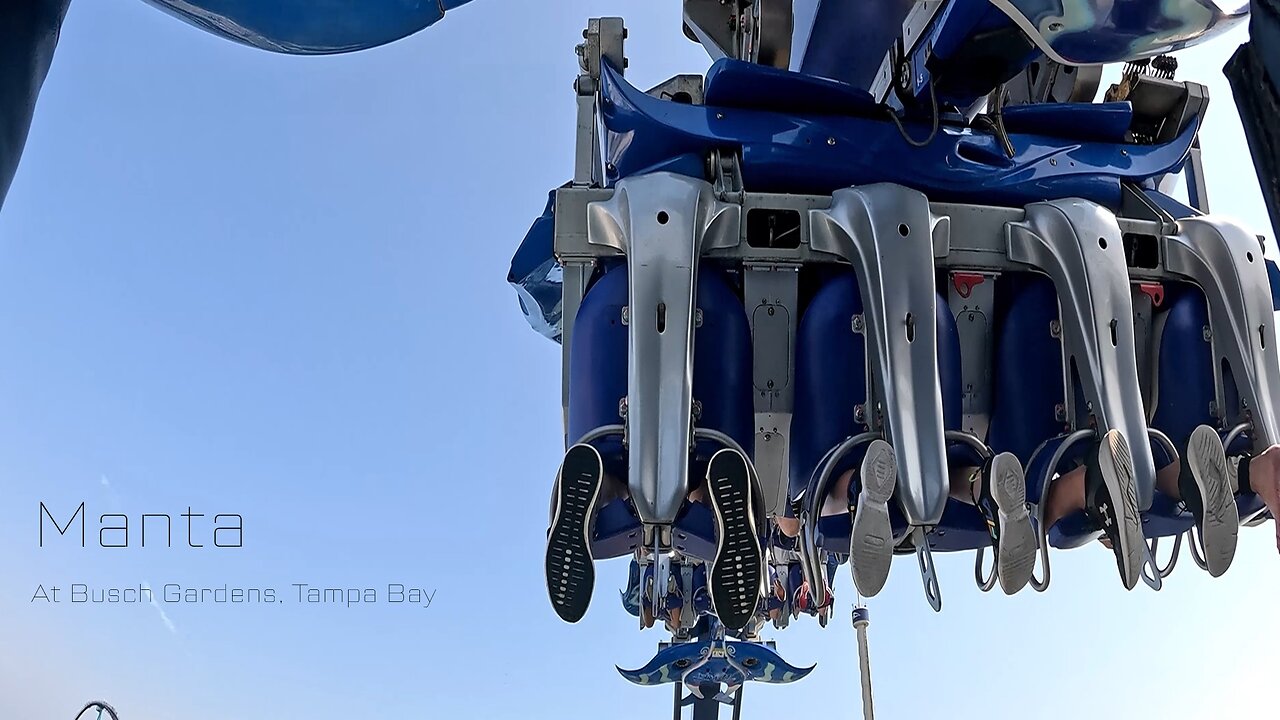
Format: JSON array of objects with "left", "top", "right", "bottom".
[{"left": 0, "top": 3, "right": 1277, "bottom": 719}]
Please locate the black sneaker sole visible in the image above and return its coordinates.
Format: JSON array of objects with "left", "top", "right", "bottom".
[
  {"left": 706, "top": 448, "right": 762, "bottom": 631},
  {"left": 1185, "top": 425, "right": 1239, "bottom": 577},
  {"left": 545, "top": 444, "right": 603, "bottom": 623}
]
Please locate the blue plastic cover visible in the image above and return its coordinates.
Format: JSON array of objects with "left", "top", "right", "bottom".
[
  {"left": 1000, "top": 102, "right": 1133, "bottom": 144},
  {"left": 508, "top": 191, "right": 562, "bottom": 342},
  {"left": 141, "top": 0, "right": 476, "bottom": 54},
  {"left": 599, "top": 62, "right": 1200, "bottom": 208},
  {"left": 705, "top": 59, "right": 877, "bottom": 116},
  {"left": 990, "top": 0, "right": 1248, "bottom": 65}
]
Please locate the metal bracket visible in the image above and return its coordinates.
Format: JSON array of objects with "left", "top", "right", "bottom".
[
  {"left": 574, "top": 18, "right": 626, "bottom": 187},
  {"left": 744, "top": 262, "right": 800, "bottom": 516},
  {"left": 683, "top": 0, "right": 793, "bottom": 69},
  {"left": 948, "top": 271, "right": 997, "bottom": 439},
  {"left": 710, "top": 150, "right": 745, "bottom": 204}
]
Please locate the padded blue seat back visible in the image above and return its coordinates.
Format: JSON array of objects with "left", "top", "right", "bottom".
[
  {"left": 1151, "top": 285, "right": 1216, "bottom": 452},
  {"left": 567, "top": 264, "right": 754, "bottom": 482},
  {"left": 987, "top": 276, "right": 1065, "bottom": 483},
  {"left": 789, "top": 272, "right": 962, "bottom": 500}
]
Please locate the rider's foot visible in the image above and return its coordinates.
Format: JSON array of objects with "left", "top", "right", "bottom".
[
  {"left": 974, "top": 452, "right": 1037, "bottom": 595},
  {"left": 1235, "top": 447, "right": 1280, "bottom": 553},
  {"left": 1084, "top": 430, "right": 1144, "bottom": 590},
  {"left": 1178, "top": 425, "right": 1239, "bottom": 577},
  {"left": 848, "top": 439, "right": 897, "bottom": 597},
  {"left": 545, "top": 443, "right": 604, "bottom": 623},
  {"left": 706, "top": 447, "right": 763, "bottom": 631}
]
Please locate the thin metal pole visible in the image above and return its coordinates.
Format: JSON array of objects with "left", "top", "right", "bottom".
[{"left": 853, "top": 605, "right": 875, "bottom": 720}]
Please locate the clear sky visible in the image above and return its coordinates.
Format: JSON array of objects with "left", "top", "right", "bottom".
[{"left": 0, "top": 3, "right": 1277, "bottom": 719}]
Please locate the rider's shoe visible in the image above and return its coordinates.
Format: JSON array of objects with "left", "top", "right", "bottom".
[
  {"left": 545, "top": 443, "right": 604, "bottom": 623},
  {"left": 706, "top": 447, "right": 763, "bottom": 632},
  {"left": 1177, "top": 425, "right": 1239, "bottom": 577},
  {"left": 848, "top": 439, "right": 897, "bottom": 597},
  {"left": 973, "top": 452, "right": 1037, "bottom": 594},
  {"left": 1084, "top": 430, "right": 1144, "bottom": 590}
]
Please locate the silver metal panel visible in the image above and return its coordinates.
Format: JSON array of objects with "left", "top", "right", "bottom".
[
  {"left": 949, "top": 274, "right": 996, "bottom": 439},
  {"left": 586, "top": 173, "right": 742, "bottom": 525},
  {"left": 809, "top": 184, "right": 951, "bottom": 526},
  {"left": 1166, "top": 218, "right": 1280, "bottom": 450},
  {"left": 1130, "top": 289, "right": 1156, "bottom": 415},
  {"left": 560, "top": 260, "right": 593, "bottom": 435},
  {"left": 1006, "top": 199, "right": 1158, "bottom": 509},
  {"left": 745, "top": 263, "right": 800, "bottom": 516}
]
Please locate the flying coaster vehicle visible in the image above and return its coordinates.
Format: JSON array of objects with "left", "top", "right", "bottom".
[{"left": 5, "top": 2, "right": 1280, "bottom": 719}]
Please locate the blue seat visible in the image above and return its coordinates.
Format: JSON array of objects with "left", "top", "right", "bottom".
[
  {"left": 988, "top": 277, "right": 1251, "bottom": 547},
  {"left": 790, "top": 271, "right": 988, "bottom": 552},
  {"left": 1152, "top": 284, "right": 1267, "bottom": 521},
  {"left": 567, "top": 263, "right": 755, "bottom": 559}
]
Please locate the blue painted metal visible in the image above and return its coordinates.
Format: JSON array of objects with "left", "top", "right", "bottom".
[
  {"left": 0, "top": 0, "right": 72, "bottom": 210},
  {"left": 140, "top": 0, "right": 476, "bottom": 54},
  {"left": 599, "top": 62, "right": 1199, "bottom": 209},
  {"left": 991, "top": 0, "right": 1248, "bottom": 66}
]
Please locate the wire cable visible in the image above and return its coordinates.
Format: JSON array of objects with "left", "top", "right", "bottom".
[{"left": 884, "top": 78, "right": 940, "bottom": 148}]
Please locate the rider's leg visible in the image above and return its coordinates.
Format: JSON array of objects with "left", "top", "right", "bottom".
[
  {"left": 1035, "top": 430, "right": 1146, "bottom": 589},
  {"left": 1232, "top": 446, "right": 1280, "bottom": 552},
  {"left": 989, "top": 278, "right": 1145, "bottom": 589},
  {"left": 1044, "top": 440, "right": 1280, "bottom": 557}
]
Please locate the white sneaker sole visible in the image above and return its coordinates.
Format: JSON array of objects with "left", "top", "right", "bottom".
[
  {"left": 989, "top": 453, "right": 1036, "bottom": 595},
  {"left": 1185, "top": 425, "right": 1239, "bottom": 577},
  {"left": 849, "top": 440, "right": 897, "bottom": 597}
]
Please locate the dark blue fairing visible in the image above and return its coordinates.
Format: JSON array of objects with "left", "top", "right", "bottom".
[
  {"left": 141, "top": 0, "right": 475, "bottom": 54},
  {"left": 0, "top": 0, "right": 71, "bottom": 210},
  {"left": 1269, "top": 260, "right": 1280, "bottom": 311},
  {"left": 601, "top": 61, "right": 1199, "bottom": 209},
  {"left": 704, "top": 60, "right": 877, "bottom": 117}
]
